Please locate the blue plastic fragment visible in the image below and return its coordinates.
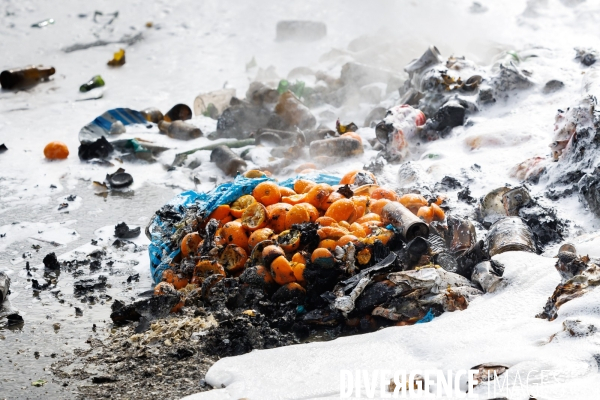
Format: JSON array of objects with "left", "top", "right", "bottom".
[
  {"left": 415, "top": 309, "right": 434, "bottom": 324},
  {"left": 79, "top": 108, "right": 148, "bottom": 143},
  {"left": 148, "top": 173, "right": 340, "bottom": 283}
]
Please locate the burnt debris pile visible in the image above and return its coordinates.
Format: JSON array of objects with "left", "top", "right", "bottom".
[{"left": 109, "top": 172, "right": 564, "bottom": 358}]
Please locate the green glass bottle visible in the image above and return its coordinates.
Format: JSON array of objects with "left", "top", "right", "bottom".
[{"left": 79, "top": 75, "right": 105, "bottom": 92}]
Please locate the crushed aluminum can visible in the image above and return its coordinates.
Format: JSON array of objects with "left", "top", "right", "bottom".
[{"left": 486, "top": 217, "right": 536, "bottom": 257}]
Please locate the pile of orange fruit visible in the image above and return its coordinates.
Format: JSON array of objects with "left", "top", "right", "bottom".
[{"left": 155, "top": 170, "right": 445, "bottom": 310}]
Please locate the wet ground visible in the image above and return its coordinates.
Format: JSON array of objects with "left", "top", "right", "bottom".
[{"left": 0, "top": 179, "right": 175, "bottom": 398}]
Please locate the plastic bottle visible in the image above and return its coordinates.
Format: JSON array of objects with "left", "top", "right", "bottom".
[
  {"left": 0, "top": 65, "right": 56, "bottom": 89},
  {"left": 80, "top": 75, "right": 105, "bottom": 92},
  {"left": 158, "top": 120, "right": 202, "bottom": 140}
]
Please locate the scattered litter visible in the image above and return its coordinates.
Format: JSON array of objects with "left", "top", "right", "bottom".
[
  {"left": 106, "top": 168, "right": 133, "bottom": 189},
  {"left": 31, "top": 18, "right": 55, "bottom": 28},
  {"left": 44, "top": 141, "right": 69, "bottom": 160},
  {"left": 80, "top": 75, "right": 105, "bottom": 92},
  {"left": 158, "top": 120, "right": 202, "bottom": 140},
  {"left": 43, "top": 252, "right": 61, "bottom": 270},
  {"left": 107, "top": 48, "right": 126, "bottom": 66},
  {"left": 31, "top": 379, "right": 47, "bottom": 387},
  {"left": 164, "top": 104, "right": 192, "bottom": 122},
  {"left": 114, "top": 222, "right": 140, "bottom": 239},
  {"left": 0, "top": 65, "right": 55, "bottom": 89}
]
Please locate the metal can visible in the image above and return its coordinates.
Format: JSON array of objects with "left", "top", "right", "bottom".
[
  {"left": 486, "top": 217, "right": 535, "bottom": 257},
  {"left": 381, "top": 201, "right": 429, "bottom": 241}
]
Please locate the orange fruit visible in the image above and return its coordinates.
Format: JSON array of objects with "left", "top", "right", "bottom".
[
  {"left": 368, "top": 199, "right": 391, "bottom": 216},
  {"left": 371, "top": 187, "right": 397, "bottom": 201},
  {"left": 325, "top": 198, "right": 357, "bottom": 223},
  {"left": 221, "top": 221, "right": 249, "bottom": 249},
  {"left": 256, "top": 264, "right": 275, "bottom": 285},
  {"left": 290, "top": 263, "right": 306, "bottom": 286},
  {"left": 305, "top": 183, "right": 334, "bottom": 208},
  {"left": 339, "top": 170, "right": 360, "bottom": 185},
  {"left": 321, "top": 191, "right": 345, "bottom": 211},
  {"left": 154, "top": 281, "right": 175, "bottom": 296},
  {"left": 219, "top": 215, "right": 233, "bottom": 226},
  {"left": 292, "top": 252, "right": 307, "bottom": 264},
  {"left": 279, "top": 186, "right": 296, "bottom": 197},
  {"left": 357, "top": 248, "right": 372, "bottom": 265},
  {"left": 252, "top": 181, "right": 281, "bottom": 206},
  {"left": 349, "top": 222, "right": 367, "bottom": 238},
  {"left": 356, "top": 213, "right": 382, "bottom": 224},
  {"left": 318, "top": 239, "right": 338, "bottom": 251},
  {"left": 162, "top": 269, "right": 175, "bottom": 284},
  {"left": 295, "top": 203, "right": 319, "bottom": 222},
  {"left": 417, "top": 206, "right": 434, "bottom": 223},
  {"left": 371, "top": 229, "right": 394, "bottom": 245},
  {"left": 219, "top": 244, "right": 248, "bottom": 272},
  {"left": 286, "top": 204, "right": 311, "bottom": 229},
  {"left": 270, "top": 255, "right": 296, "bottom": 285},
  {"left": 241, "top": 202, "right": 268, "bottom": 231},
  {"left": 181, "top": 232, "right": 201, "bottom": 257},
  {"left": 339, "top": 170, "right": 377, "bottom": 185},
  {"left": 431, "top": 203, "right": 445, "bottom": 221},
  {"left": 295, "top": 163, "right": 317, "bottom": 173},
  {"left": 338, "top": 234, "right": 359, "bottom": 247},
  {"left": 277, "top": 229, "right": 301, "bottom": 252},
  {"left": 434, "top": 196, "right": 444, "bottom": 206},
  {"left": 171, "top": 300, "right": 184, "bottom": 313},
  {"left": 262, "top": 245, "right": 285, "bottom": 267},
  {"left": 208, "top": 204, "right": 231, "bottom": 222},
  {"left": 316, "top": 216, "right": 337, "bottom": 227},
  {"left": 294, "top": 179, "right": 315, "bottom": 194},
  {"left": 317, "top": 225, "right": 349, "bottom": 240},
  {"left": 351, "top": 196, "right": 368, "bottom": 218},
  {"left": 244, "top": 169, "right": 268, "bottom": 178},
  {"left": 282, "top": 193, "right": 308, "bottom": 205},
  {"left": 231, "top": 195, "right": 256, "bottom": 218},
  {"left": 248, "top": 228, "right": 274, "bottom": 249},
  {"left": 399, "top": 194, "right": 428, "bottom": 214},
  {"left": 311, "top": 248, "right": 335, "bottom": 268},
  {"left": 172, "top": 274, "right": 189, "bottom": 290},
  {"left": 266, "top": 203, "right": 292, "bottom": 233},
  {"left": 341, "top": 131, "right": 362, "bottom": 143},
  {"left": 194, "top": 259, "right": 226, "bottom": 280},
  {"left": 338, "top": 220, "right": 351, "bottom": 230},
  {"left": 361, "top": 221, "right": 383, "bottom": 235},
  {"left": 44, "top": 141, "right": 69, "bottom": 160}
]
